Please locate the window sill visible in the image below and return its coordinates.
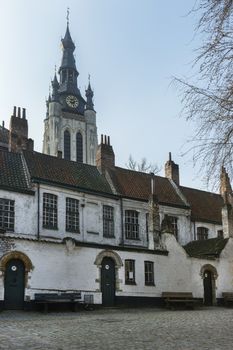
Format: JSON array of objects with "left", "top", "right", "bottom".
[
  {"left": 103, "top": 235, "right": 115, "bottom": 239},
  {"left": 145, "top": 283, "right": 155, "bottom": 287},
  {"left": 43, "top": 226, "right": 58, "bottom": 230},
  {"left": 125, "top": 237, "right": 140, "bottom": 241},
  {"left": 125, "top": 281, "right": 136, "bottom": 285},
  {"left": 66, "top": 229, "right": 80, "bottom": 234}
]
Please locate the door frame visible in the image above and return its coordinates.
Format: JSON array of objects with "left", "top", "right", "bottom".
[
  {"left": 94, "top": 250, "right": 123, "bottom": 294},
  {"left": 101, "top": 257, "right": 116, "bottom": 306},
  {"left": 200, "top": 264, "right": 218, "bottom": 305}
]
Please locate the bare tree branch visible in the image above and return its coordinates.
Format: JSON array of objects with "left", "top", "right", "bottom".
[{"left": 174, "top": 0, "right": 233, "bottom": 187}]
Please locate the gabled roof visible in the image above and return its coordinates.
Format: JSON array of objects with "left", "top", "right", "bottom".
[
  {"left": 108, "top": 167, "right": 188, "bottom": 208},
  {"left": 184, "top": 237, "right": 228, "bottom": 259},
  {"left": 180, "top": 186, "right": 223, "bottom": 224},
  {"left": 23, "top": 151, "right": 114, "bottom": 196},
  {"left": 0, "top": 150, "right": 32, "bottom": 194}
]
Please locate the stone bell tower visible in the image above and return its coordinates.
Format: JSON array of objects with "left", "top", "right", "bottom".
[{"left": 43, "top": 15, "right": 97, "bottom": 165}]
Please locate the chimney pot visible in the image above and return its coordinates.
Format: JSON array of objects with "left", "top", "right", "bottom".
[
  {"left": 17, "top": 107, "right": 21, "bottom": 118},
  {"left": 22, "top": 108, "right": 26, "bottom": 119},
  {"left": 13, "top": 106, "right": 16, "bottom": 117}
]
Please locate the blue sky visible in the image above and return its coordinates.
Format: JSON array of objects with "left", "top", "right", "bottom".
[{"left": 0, "top": 0, "right": 209, "bottom": 190}]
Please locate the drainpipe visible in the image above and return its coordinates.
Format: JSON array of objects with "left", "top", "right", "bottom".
[
  {"left": 193, "top": 221, "right": 196, "bottom": 241},
  {"left": 120, "top": 197, "right": 124, "bottom": 245},
  {"left": 37, "top": 183, "right": 40, "bottom": 240}
]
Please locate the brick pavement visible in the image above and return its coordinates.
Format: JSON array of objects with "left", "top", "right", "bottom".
[{"left": 0, "top": 307, "right": 232, "bottom": 350}]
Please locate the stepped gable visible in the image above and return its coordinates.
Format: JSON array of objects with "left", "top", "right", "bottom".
[
  {"left": 108, "top": 167, "right": 188, "bottom": 207},
  {"left": 184, "top": 237, "right": 228, "bottom": 259},
  {"left": 23, "top": 151, "right": 113, "bottom": 196},
  {"left": 0, "top": 149, "right": 32, "bottom": 194},
  {"left": 180, "top": 186, "right": 223, "bottom": 224}
]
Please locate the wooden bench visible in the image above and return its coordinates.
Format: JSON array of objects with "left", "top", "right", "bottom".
[
  {"left": 34, "top": 292, "right": 82, "bottom": 313},
  {"left": 162, "top": 292, "right": 199, "bottom": 310},
  {"left": 222, "top": 292, "right": 233, "bottom": 307}
]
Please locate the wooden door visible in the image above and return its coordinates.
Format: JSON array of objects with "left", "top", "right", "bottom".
[
  {"left": 4, "top": 259, "right": 25, "bottom": 310},
  {"left": 101, "top": 257, "right": 115, "bottom": 306}
]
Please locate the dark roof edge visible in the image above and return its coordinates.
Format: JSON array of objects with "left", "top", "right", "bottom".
[
  {"left": 0, "top": 185, "right": 35, "bottom": 196},
  {"left": 191, "top": 218, "right": 222, "bottom": 225},
  {"left": 31, "top": 177, "right": 119, "bottom": 200}
]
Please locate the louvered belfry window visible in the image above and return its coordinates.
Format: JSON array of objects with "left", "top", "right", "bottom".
[
  {"left": 64, "top": 130, "right": 71, "bottom": 160},
  {"left": 76, "top": 132, "right": 83, "bottom": 163}
]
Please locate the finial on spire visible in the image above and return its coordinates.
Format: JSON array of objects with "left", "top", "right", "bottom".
[
  {"left": 88, "top": 74, "right": 91, "bottom": 84},
  {"left": 67, "top": 7, "right": 70, "bottom": 26},
  {"left": 85, "top": 75, "right": 94, "bottom": 111}
]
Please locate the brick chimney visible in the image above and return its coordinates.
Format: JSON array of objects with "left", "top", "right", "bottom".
[
  {"left": 96, "top": 134, "right": 115, "bottom": 173},
  {"left": 165, "top": 152, "right": 180, "bottom": 185},
  {"left": 9, "top": 106, "right": 34, "bottom": 152}
]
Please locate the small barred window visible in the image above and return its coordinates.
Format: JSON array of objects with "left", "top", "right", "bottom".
[
  {"left": 197, "top": 227, "right": 208, "bottom": 240},
  {"left": 144, "top": 261, "right": 154, "bottom": 286},
  {"left": 125, "top": 259, "right": 135, "bottom": 284}
]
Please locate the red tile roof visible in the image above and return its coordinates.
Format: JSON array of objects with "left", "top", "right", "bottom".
[
  {"left": 23, "top": 151, "right": 113, "bottom": 195},
  {"left": 108, "top": 167, "right": 187, "bottom": 207},
  {"left": 180, "top": 186, "right": 223, "bottom": 224}
]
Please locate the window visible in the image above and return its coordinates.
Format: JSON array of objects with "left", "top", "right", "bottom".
[
  {"left": 168, "top": 216, "right": 178, "bottom": 239},
  {"left": 76, "top": 132, "right": 83, "bottom": 163},
  {"left": 197, "top": 227, "right": 208, "bottom": 240},
  {"left": 146, "top": 213, "right": 149, "bottom": 241},
  {"left": 217, "top": 230, "right": 224, "bottom": 239},
  {"left": 64, "top": 130, "right": 71, "bottom": 160},
  {"left": 125, "top": 210, "right": 139, "bottom": 240},
  {"left": 66, "top": 198, "right": 79, "bottom": 233},
  {"left": 125, "top": 260, "right": 135, "bottom": 284},
  {"left": 103, "top": 205, "right": 114, "bottom": 237},
  {"left": 144, "top": 261, "right": 154, "bottom": 286},
  {"left": 0, "top": 198, "right": 14, "bottom": 231},
  {"left": 43, "top": 193, "right": 58, "bottom": 229}
]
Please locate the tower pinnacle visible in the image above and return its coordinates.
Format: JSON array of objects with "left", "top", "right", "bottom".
[{"left": 85, "top": 75, "right": 94, "bottom": 110}]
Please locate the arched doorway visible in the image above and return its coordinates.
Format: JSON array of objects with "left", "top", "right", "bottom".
[
  {"left": 101, "top": 257, "right": 115, "bottom": 306},
  {"left": 200, "top": 264, "right": 218, "bottom": 306},
  {"left": 203, "top": 270, "right": 213, "bottom": 306},
  {"left": 4, "top": 259, "right": 25, "bottom": 310}
]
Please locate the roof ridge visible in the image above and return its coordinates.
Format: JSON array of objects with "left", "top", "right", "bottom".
[{"left": 180, "top": 185, "right": 221, "bottom": 197}]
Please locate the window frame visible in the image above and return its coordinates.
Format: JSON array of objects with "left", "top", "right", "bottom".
[
  {"left": 125, "top": 210, "right": 139, "bottom": 240},
  {"left": 43, "top": 193, "right": 58, "bottom": 230},
  {"left": 144, "top": 261, "right": 154, "bottom": 286},
  {"left": 167, "top": 215, "right": 178, "bottom": 240},
  {"left": 125, "top": 259, "right": 136, "bottom": 285},
  {"left": 197, "top": 226, "right": 209, "bottom": 240},
  {"left": 103, "top": 205, "right": 114, "bottom": 238},
  {"left": 66, "top": 197, "right": 80, "bottom": 233},
  {"left": 0, "top": 198, "right": 15, "bottom": 232}
]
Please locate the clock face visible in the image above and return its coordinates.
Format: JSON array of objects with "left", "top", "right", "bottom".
[{"left": 66, "top": 95, "right": 79, "bottom": 108}]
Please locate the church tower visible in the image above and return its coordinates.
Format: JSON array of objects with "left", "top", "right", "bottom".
[{"left": 43, "top": 17, "right": 97, "bottom": 165}]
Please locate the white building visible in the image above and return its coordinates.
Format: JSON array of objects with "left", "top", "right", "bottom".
[{"left": 0, "top": 22, "right": 233, "bottom": 310}]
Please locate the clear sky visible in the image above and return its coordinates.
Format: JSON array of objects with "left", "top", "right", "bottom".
[{"left": 0, "top": 0, "right": 209, "bottom": 190}]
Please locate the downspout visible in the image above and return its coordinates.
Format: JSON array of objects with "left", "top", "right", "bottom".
[
  {"left": 120, "top": 197, "right": 124, "bottom": 245},
  {"left": 193, "top": 221, "right": 196, "bottom": 241},
  {"left": 37, "top": 183, "right": 40, "bottom": 240}
]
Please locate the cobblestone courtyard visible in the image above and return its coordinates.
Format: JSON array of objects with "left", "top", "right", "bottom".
[{"left": 0, "top": 307, "right": 232, "bottom": 350}]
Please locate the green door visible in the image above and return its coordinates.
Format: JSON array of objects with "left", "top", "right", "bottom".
[
  {"left": 101, "top": 257, "right": 115, "bottom": 306},
  {"left": 4, "top": 259, "right": 25, "bottom": 310}
]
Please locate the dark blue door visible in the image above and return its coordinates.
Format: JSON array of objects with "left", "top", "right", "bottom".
[
  {"left": 4, "top": 259, "right": 25, "bottom": 310},
  {"left": 101, "top": 257, "right": 115, "bottom": 306}
]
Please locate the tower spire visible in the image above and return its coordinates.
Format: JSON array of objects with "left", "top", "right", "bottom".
[
  {"left": 85, "top": 75, "right": 94, "bottom": 110},
  {"left": 51, "top": 67, "right": 60, "bottom": 102}
]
